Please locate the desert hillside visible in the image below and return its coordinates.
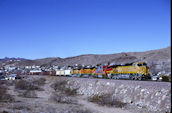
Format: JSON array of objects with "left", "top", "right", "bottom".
[{"left": 0, "top": 47, "right": 171, "bottom": 74}]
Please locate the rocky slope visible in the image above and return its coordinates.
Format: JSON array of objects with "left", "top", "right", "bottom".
[{"left": 67, "top": 77, "right": 171, "bottom": 113}]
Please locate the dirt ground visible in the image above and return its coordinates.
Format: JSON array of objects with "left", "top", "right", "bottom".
[
  {"left": 0, "top": 75, "right": 170, "bottom": 113},
  {"left": 0, "top": 75, "right": 135, "bottom": 113}
]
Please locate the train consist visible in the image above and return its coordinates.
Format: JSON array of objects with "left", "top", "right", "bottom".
[{"left": 54, "top": 62, "right": 151, "bottom": 80}]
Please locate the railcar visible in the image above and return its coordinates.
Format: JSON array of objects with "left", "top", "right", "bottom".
[
  {"left": 80, "top": 66, "right": 96, "bottom": 78},
  {"left": 94, "top": 64, "right": 106, "bottom": 78},
  {"left": 43, "top": 70, "right": 56, "bottom": 76},
  {"left": 108, "top": 62, "right": 151, "bottom": 80},
  {"left": 64, "top": 69, "right": 72, "bottom": 76},
  {"left": 71, "top": 68, "right": 81, "bottom": 77},
  {"left": 56, "top": 69, "right": 65, "bottom": 76},
  {"left": 52, "top": 62, "right": 151, "bottom": 80}
]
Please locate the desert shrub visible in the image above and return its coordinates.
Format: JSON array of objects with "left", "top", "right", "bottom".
[
  {"left": 0, "top": 86, "right": 7, "bottom": 101},
  {"left": 51, "top": 80, "right": 78, "bottom": 96},
  {"left": 64, "top": 87, "right": 78, "bottom": 96},
  {"left": 1, "top": 111, "right": 9, "bottom": 113},
  {"left": 19, "top": 90, "right": 37, "bottom": 98},
  {"left": 89, "top": 94, "right": 112, "bottom": 105},
  {"left": 52, "top": 80, "right": 68, "bottom": 91},
  {"left": 15, "top": 80, "right": 43, "bottom": 91},
  {"left": 88, "top": 93, "right": 127, "bottom": 108},
  {"left": 6, "top": 80, "right": 16, "bottom": 86},
  {"left": 50, "top": 93, "right": 77, "bottom": 104},
  {"left": 112, "top": 99, "right": 127, "bottom": 108},
  {"left": 0, "top": 86, "right": 14, "bottom": 102},
  {"left": 33, "top": 77, "right": 46, "bottom": 86},
  {"left": 50, "top": 80, "right": 79, "bottom": 104},
  {"left": 0, "top": 81, "right": 6, "bottom": 85},
  {"left": 1, "top": 94, "right": 14, "bottom": 102},
  {"left": 0, "top": 80, "right": 15, "bottom": 86},
  {"left": 162, "top": 76, "right": 169, "bottom": 82},
  {"left": 12, "top": 104, "right": 31, "bottom": 111},
  {"left": 15, "top": 80, "right": 29, "bottom": 90}
]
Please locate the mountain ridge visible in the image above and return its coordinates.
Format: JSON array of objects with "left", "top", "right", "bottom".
[{"left": 0, "top": 46, "right": 171, "bottom": 74}]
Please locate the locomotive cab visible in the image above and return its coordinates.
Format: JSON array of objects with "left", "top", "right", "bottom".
[
  {"left": 136, "top": 62, "right": 147, "bottom": 67},
  {"left": 133, "top": 62, "right": 150, "bottom": 79}
]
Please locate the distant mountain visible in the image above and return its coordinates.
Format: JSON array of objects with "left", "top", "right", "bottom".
[
  {"left": 0, "top": 47, "right": 171, "bottom": 74},
  {"left": 0, "top": 57, "right": 28, "bottom": 62}
]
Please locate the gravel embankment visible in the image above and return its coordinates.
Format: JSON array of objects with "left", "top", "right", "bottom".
[{"left": 63, "top": 76, "right": 171, "bottom": 113}]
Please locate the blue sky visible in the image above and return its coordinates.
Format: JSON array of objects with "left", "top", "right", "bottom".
[{"left": 0, "top": 0, "right": 171, "bottom": 59}]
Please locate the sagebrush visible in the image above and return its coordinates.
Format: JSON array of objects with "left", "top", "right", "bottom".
[
  {"left": 88, "top": 93, "right": 127, "bottom": 108},
  {"left": 0, "top": 86, "right": 14, "bottom": 102},
  {"left": 15, "top": 80, "right": 43, "bottom": 91},
  {"left": 51, "top": 80, "right": 78, "bottom": 96}
]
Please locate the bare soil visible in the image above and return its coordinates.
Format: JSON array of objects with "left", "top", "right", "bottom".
[{"left": 0, "top": 75, "right": 133, "bottom": 113}]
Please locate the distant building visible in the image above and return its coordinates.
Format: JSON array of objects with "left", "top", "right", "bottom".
[
  {"left": 30, "top": 70, "right": 42, "bottom": 75},
  {"left": 25, "top": 66, "right": 32, "bottom": 69}
]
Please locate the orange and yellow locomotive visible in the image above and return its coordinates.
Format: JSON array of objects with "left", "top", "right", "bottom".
[{"left": 71, "top": 62, "right": 151, "bottom": 80}]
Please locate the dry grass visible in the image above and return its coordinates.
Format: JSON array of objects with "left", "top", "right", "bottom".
[
  {"left": 32, "top": 77, "right": 46, "bottom": 86},
  {"left": 0, "top": 81, "right": 6, "bottom": 85},
  {"left": 50, "top": 93, "right": 77, "bottom": 104},
  {"left": 18, "top": 90, "right": 37, "bottom": 98},
  {"left": 88, "top": 93, "right": 127, "bottom": 108},
  {"left": 12, "top": 103, "right": 31, "bottom": 111},
  {"left": 64, "top": 87, "right": 78, "bottom": 96},
  {"left": 15, "top": 80, "right": 43, "bottom": 91},
  {"left": 51, "top": 80, "right": 78, "bottom": 96},
  {"left": 51, "top": 80, "right": 68, "bottom": 91},
  {"left": 15, "top": 79, "right": 45, "bottom": 98},
  {"left": 1, "top": 111, "right": 9, "bottom": 113},
  {"left": 162, "top": 76, "right": 170, "bottom": 82},
  {"left": 0, "top": 86, "right": 14, "bottom": 102},
  {"left": 50, "top": 80, "right": 79, "bottom": 104},
  {"left": 0, "top": 80, "right": 15, "bottom": 86},
  {"left": 0, "top": 86, "right": 7, "bottom": 101}
]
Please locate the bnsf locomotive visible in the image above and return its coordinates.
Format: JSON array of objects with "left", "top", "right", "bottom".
[{"left": 55, "top": 62, "right": 151, "bottom": 80}]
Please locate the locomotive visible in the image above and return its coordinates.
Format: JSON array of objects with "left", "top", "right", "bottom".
[
  {"left": 105, "top": 62, "right": 150, "bottom": 80},
  {"left": 67, "top": 62, "right": 151, "bottom": 80},
  {"left": 54, "top": 62, "right": 151, "bottom": 80}
]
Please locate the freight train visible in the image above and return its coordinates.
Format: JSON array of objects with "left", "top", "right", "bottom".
[{"left": 54, "top": 62, "right": 151, "bottom": 80}]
